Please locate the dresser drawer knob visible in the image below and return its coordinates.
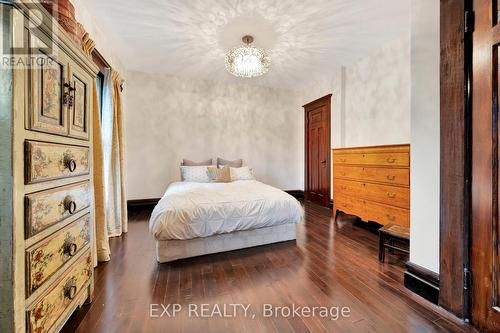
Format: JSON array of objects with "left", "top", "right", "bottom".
[
  {"left": 386, "top": 214, "right": 396, "bottom": 221},
  {"left": 63, "top": 242, "right": 78, "bottom": 257},
  {"left": 340, "top": 158, "right": 346, "bottom": 162},
  {"left": 64, "top": 281, "right": 77, "bottom": 300},
  {"left": 387, "top": 175, "right": 396, "bottom": 181},
  {"left": 64, "top": 156, "right": 77, "bottom": 172},
  {"left": 386, "top": 158, "right": 396, "bottom": 163},
  {"left": 64, "top": 196, "right": 77, "bottom": 214},
  {"left": 387, "top": 192, "right": 396, "bottom": 198}
]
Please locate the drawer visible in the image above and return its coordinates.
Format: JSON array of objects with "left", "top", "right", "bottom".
[
  {"left": 334, "top": 195, "right": 409, "bottom": 227},
  {"left": 25, "top": 141, "right": 90, "bottom": 184},
  {"left": 334, "top": 165, "right": 409, "bottom": 186},
  {"left": 27, "top": 249, "right": 92, "bottom": 333},
  {"left": 363, "top": 200, "right": 409, "bottom": 227},
  {"left": 26, "top": 182, "right": 91, "bottom": 237},
  {"left": 334, "top": 195, "right": 365, "bottom": 217},
  {"left": 26, "top": 214, "right": 90, "bottom": 296},
  {"left": 335, "top": 179, "right": 409, "bottom": 209},
  {"left": 333, "top": 152, "right": 409, "bottom": 167}
]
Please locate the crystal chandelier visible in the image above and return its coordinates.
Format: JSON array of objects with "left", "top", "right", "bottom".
[{"left": 225, "top": 35, "right": 270, "bottom": 78}]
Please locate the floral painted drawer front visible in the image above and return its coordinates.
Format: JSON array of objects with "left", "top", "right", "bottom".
[
  {"left": 26, "top": 182, "right": 91, "bottom": 237},
  {"left": 26, "top": 215, "right": 90, "bottom": 296},
  {"left": 25, "top": 141, "right": 90, "bottom": 184},
  {"left": 27, "top": 250, "right": 92, "bottom": 333}
]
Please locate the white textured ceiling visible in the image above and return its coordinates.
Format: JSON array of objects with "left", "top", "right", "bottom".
[{"left": 83, "top": 0, "right": 410, "bottom": 90}]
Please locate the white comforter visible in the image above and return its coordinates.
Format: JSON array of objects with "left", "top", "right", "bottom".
[{"left": 149, "top": 180, "right": 303, "bottom": 241}]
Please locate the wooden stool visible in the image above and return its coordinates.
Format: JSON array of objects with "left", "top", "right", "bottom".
[{"left": 378, "top": 224, "right": 410, "bottom": 263}]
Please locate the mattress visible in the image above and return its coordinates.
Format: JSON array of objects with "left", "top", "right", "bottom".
[{"left": 149, "top": 180, "right": 303, "bottom": 241}]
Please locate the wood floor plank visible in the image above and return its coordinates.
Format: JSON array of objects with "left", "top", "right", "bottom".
[{"left": 61, "top": 202, "right": 477, "bottom": 333}]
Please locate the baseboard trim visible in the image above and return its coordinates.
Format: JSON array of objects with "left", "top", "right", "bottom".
[
  {"left": 285, "top": 190, "right": 304, "bottom": 200},
  {"left": 404, "top": 262, "right": 440, "bottom": 304},
  {"left": 127, "top": 198, "right": 160, "bottom": 208}
]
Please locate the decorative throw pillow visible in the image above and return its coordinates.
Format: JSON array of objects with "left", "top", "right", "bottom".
[
  {"left": 217, "top": 157, "right": 243, "bottom": 168},
  {"left": 207, "top": 166, "right": 231, "bottom": 183},
  {"left": 180, "top": 166, "right": 211, "bottom": 182},
  {"left": 182, "top": 158, "right": 212, "bottom": 166},
  {"left": 230, "top": 166, "right": 255, "bottom": 181}
]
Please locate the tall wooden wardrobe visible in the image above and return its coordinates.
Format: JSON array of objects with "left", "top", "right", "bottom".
[{"left": 0, "top": 2, "right": 98, "bottom": 332}]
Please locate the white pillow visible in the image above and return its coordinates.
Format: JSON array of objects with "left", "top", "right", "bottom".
[
  {"left": 230, "top": 166, "right": 255, "bottom": 181},
  {"left": 180, "top": 166, "right": 211, "bottom": 182}
]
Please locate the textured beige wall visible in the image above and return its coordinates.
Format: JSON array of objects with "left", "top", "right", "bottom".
[
  {"left": 125, "top": 72, "right": 302, "bottom": 200},
  {"left": 344, "top": 37, "right": 410, "bottom": 147},
  {"left": 409, "top": 0, "right": 440, "bottom": 274},
  {"left": 300, "top": 36, "right": 410, "bottom": 151}
]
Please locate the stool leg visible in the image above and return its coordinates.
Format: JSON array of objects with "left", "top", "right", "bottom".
[
  {"left": 379, "top": 234, "right": 385, "bottom": 263},
  {"left": 333, "top": 208, "right": 339, "bottom": 222}
]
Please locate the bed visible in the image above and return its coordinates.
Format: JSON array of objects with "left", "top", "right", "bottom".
[{"left": 149, "top": 180, "right": 303, "bottom": 262}]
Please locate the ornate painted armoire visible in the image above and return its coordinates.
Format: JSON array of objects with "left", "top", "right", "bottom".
[{"left": 0, "top": 1, "right": 98, "bottom": 332}]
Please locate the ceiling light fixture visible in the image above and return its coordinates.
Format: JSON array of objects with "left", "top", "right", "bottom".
[{"left": 225, "top": 35, "right": 270, "bottom": 78}]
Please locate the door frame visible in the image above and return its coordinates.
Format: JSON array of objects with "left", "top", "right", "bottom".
[
  {"left": 303, "top": 94, "right": 332, "bottom": 207},
  {"left": 439, "top": 0, "right": 473, "bottom": 322}
]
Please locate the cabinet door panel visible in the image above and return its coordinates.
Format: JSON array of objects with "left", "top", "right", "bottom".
[
  {"left": 29, "top": 31, "right": 69, "bottom": 136},
  {"left": 68, "top": 64, "right": 92, "bottom": 140}
]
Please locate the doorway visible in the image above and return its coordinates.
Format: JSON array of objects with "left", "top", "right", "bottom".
[
  {"left": 441, "top": 0, "right": 500, "bottom": 330},
  {"left": 470, "top": 0, "right": 500, "bottom": 331},
  {"left": 304, "top": 94, "right": 331, "bottom": 207}
]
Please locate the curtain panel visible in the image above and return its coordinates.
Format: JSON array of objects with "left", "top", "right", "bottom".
[
  {"left": 93, "top": 68, "right": 127, "bottom": 262},
  {"left": 102, "top": 69, "right": 128, "bottom": 239},
  {"left": 92, "top": 78, "right": 110, "bottom": 263}
]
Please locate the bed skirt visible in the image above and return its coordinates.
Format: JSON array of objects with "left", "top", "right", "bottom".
[{"left": 155, "top": 223, "right": 297, "bottom": 263}]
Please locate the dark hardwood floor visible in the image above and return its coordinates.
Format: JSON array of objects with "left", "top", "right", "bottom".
[{"left": 62, "top": 202, "right": 476, "bottom": 333}]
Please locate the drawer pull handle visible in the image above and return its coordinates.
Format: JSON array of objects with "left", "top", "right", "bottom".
[
  {"left": 387, "top": 175, "right": 396, "bottom": 181},
  {"left": 63, "top": 92, "right": 74, "bottom": 108},
  {"left": 64, "top": 242, "right": 78, "bottom": 257},
  {"left": 64, "top": 82, "right": 76, "bottom": 108},
  {"left": 387, "top": 192, "right": 396, "bottom": 198},
  {"left": 341, "top": 186, "right": 347, "bottom": 190},
  {"left": 64, "top": 282, "right": 77, "bottom": 300},
  {"left": 64, "top": 156, "right": 77, "bottom": 172},
  {"left": 340, "top": 158, "right": 346, "bottom": 162},
  {"left": 386, "top": 214, "right": 396, "bottom": 221},
  {"left": 64, "top": 196, "right": 77, "bottom": 214},
  {"left": 386, "top": 158, "right": 396, "bottom": 163}
]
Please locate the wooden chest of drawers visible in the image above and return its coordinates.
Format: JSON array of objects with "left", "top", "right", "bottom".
[
  {"left": 333, "top": 144, "right": 410, "bottom": 227},
  {"left": 0, "top": 2, "right": 98, "bottom": 332}
]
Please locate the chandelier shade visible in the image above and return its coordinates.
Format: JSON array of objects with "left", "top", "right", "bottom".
[{"left": 225, "top": 35, "right": 270, "bottom": 78}]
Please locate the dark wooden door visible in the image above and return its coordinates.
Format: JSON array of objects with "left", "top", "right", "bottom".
[
  {"left": 471, "top": 1, "right": 500, "bottom": 331},
  {"left": 304, "top": 94, "right": 331, "bottom": 207}
]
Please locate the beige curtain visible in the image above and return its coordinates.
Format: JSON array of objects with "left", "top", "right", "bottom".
[
  {"left": 103, "top": 69, "right": 128, "bottom": 237},
  {"left": 81, "top": 26, "right": 126, "bottom": 263},
  {"left": 92, "top": 80, "right": 111, "bottom": 263}
]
